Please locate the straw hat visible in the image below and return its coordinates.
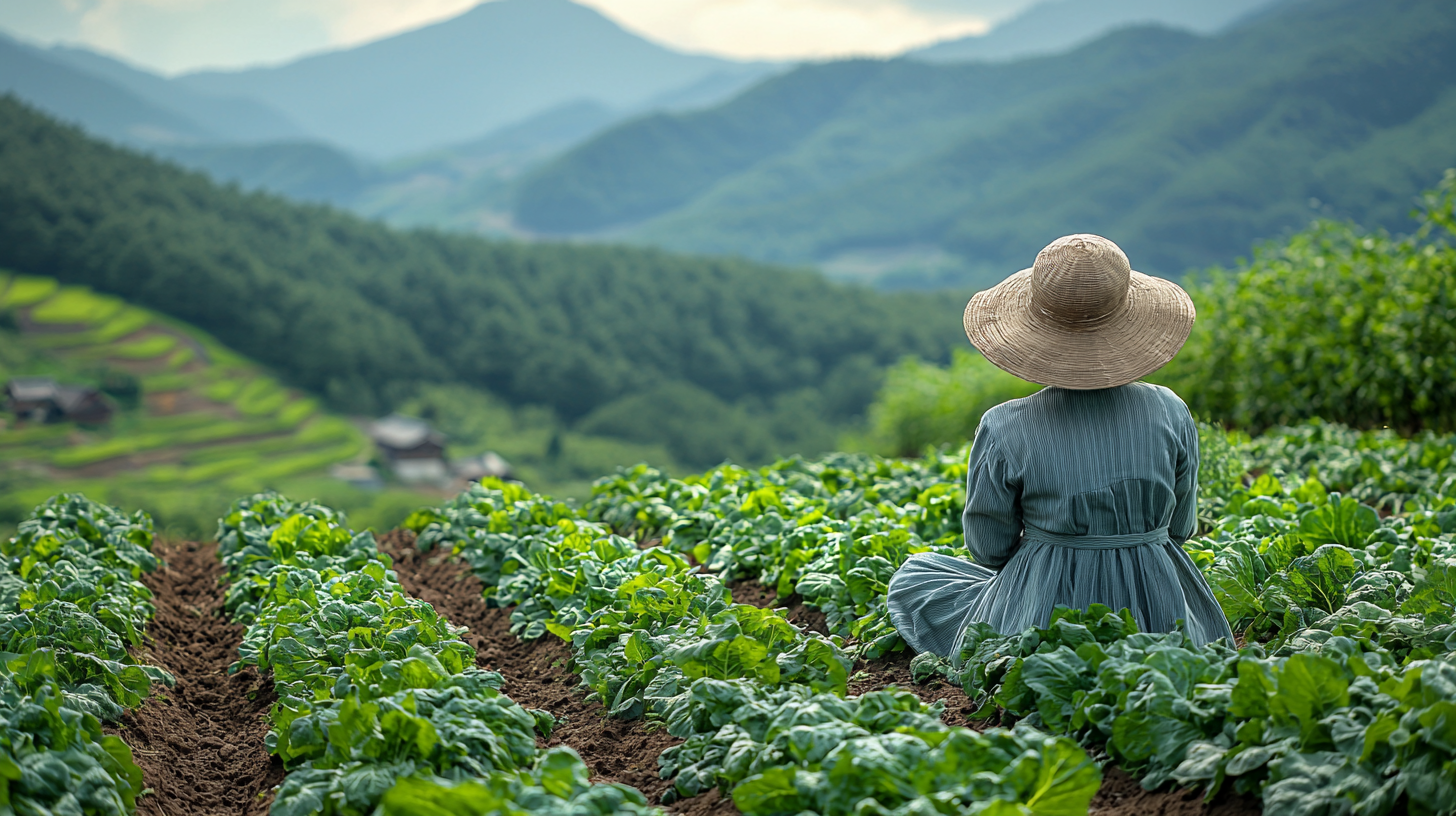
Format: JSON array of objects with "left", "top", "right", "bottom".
[{"left": 963, "top": 234, "right": 1195, "bottom": 390}]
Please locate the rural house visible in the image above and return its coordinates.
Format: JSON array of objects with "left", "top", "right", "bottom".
[
  {"left": 4, "top": 377, "right": 113, "bottom": 425},
  {"left": 368, "top": 414, "right": 448, "bottom": 484},
  {"left": 453, "top": 451, "right": 514, "bottom": 482}
]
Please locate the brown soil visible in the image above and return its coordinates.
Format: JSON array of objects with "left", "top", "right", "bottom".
[
  {"left": 143, "top": 388, "right": 230, "bottom": 417},
  {"left": 848, "top": 648, "right": 990, "bottom": 729},
  {"left": 728, "top": 579, "right": 830, "bottom": 635},
  {"left": 1090, "top": 767, "right": 1263, "bottom": 815},
  {"left": 112, "top": 540, "right": 282, "bottom": 816}
]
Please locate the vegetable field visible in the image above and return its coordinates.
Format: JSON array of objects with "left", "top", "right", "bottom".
[{"left": 7, "top": 420, "right": 1456, "bottom": 816}]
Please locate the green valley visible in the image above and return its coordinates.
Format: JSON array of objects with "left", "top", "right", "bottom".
[
  {"left": 4, "top": 4, "right": 1456, "bottom": 816},
  {"left": 514, "top": 0, "right": 1456, "bottom": 288}
]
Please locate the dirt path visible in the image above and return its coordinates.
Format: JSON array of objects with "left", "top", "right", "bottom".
[{"left": 112, "top": 540, "right": 282, "bottom": 816}]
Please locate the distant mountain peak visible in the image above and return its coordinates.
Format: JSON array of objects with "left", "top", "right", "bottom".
[
  {"left": 913, "top": 0, "right": 1279, "bottom": 63},
  {"left": 170, "top": 0, "right": 775, "bottom": 157}
]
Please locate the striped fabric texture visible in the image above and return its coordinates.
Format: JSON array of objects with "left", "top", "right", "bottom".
[{"left": 886, "top": 382, "right": 1234, "bottom": 659}]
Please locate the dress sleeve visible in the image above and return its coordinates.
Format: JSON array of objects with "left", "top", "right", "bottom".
[
  {"left": 961, "top": 421, "right": 1022, "bottom": 569},
  {"left": 1170, "top": 404, "right": 1200, "bottom": 544}
]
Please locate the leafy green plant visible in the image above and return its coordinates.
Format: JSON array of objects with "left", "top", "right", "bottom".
[
  {"left": 405, "top": 416, "right": 1456, "bottom": 816},
  {"left": 375, "top": 747, "right": 659, "bottom": 816},
  {"left": 0, "top": 677, "right": 144, "bottom": 816},
  {"left": 651, "top": 678, "right": 1099, "bottom": 815}
]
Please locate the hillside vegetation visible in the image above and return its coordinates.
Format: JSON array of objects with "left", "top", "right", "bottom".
[
  {"left": 0, "top": 272, "right": 436, "bottom": 532},
  {"left": 867, "top": 170, "right": 1456, "bottom": 455},
  {"left": 0, "top": 97, "right": 959, "bottom": 470},
  {"left": 516, "top": 0, "right": 1456, "bottom": 288},
  {"left": 0, "top": 271, "right": 818, "bottom": 535}
]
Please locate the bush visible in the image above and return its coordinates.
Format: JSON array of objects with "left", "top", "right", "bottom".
[
  {"left": 575, "top": 382, "right": 777, "bottom": 470},
  {"left": 1161, "top": 169, "right": 1456, "bottom": 432},
  {"left": 865, "top": 349, "right": 1039, "bottom": 456}
]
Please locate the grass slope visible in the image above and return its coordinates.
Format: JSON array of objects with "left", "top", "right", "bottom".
[{"left": 0, "top": 270, "right": 791, "bottom": 537}]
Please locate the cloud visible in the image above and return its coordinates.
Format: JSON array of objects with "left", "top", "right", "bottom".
[
  {"left": 295, "top": 0, "right": 478, "bottom": 49},
  {"left": 73, "top": 0, "right": 331, "bottom": 73},
  {"left": 0, "top": 0, "right": 93, "bottom": 42},
  {"left": 0, "top": 0, "right": 1041, "bottom": 73},
  {"left": 580, "top": 0, "right": 998, "bottom": 59}
]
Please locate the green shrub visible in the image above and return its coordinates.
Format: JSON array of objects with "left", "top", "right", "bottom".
[
  {"left": 1160, "top": 170, "right": 1456, "bottom": 432},
  {"left": 865, "top": 349, "right": 1039, "bottom": 456}
]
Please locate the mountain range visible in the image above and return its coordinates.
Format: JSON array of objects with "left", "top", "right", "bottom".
[
  {"left": 173, "top": 0, "right": 776, "bottom": 158},
  {"left": 4, "top": 0, "right": 1448, "bottom": 291},
  {"left": 514, "top": 0, "right": 1456, "bottom": 287},
  {"left": 0, "top": 96, "right": 958, "bottom": 469},
  {"left": 912, "top": 0, "right": 1275, "bottom": 63},
  {"left": 1, "top": 0, "right": 775, "bottom": 159},
  {"left": 0, "top": 0, "right": 1283, "bottom": 170}
]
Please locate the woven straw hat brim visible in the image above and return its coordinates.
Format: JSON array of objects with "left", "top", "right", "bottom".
[{"left": 963, "top": 268, "right": 1195, "bottom": 390}]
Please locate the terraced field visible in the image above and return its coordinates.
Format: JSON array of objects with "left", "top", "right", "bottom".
[{"left": 0, "top": 272, "right": 414, "bottom": 531}]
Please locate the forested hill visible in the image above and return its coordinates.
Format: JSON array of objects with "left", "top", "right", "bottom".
[
  {"left": 515, "top": 0, "right": 1456, "bottom": 288},
  {"left": 0, "top": 97, "right": 958, "bottom": 463}
]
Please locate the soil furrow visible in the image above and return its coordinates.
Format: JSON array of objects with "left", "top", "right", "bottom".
[
  {"left": 1092, "top": 768, "right": 1261, "bottom": 816},
  {"left": 376, "top": 530, "right": 715, "bottom": 810},
  {"left": 111, "top": 540, "right": 282, "bottom": 816}
]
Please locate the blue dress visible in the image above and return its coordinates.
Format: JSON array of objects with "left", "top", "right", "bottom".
[{"left": 886, "top": 382, "right": 1233, "bottom": 658}]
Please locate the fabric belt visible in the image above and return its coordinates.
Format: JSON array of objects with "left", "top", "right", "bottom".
[{"left": 1022, "top": 523, "right": 1170, "bottom": 550}]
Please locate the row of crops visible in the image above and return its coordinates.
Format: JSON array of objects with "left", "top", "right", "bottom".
[
  {"left": 5, "top": 419, "right": 1456, "bottom": 814},
  {"left": 0, "top": 496, "right": 172, "bottom": 814},
  {"left": 198, "top": 488, "right": 1098, "bottom": 815}
]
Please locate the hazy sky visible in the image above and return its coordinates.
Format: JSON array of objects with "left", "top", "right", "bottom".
[{"left": 0, "top": 0, "right": 1036, "bottom": 74}]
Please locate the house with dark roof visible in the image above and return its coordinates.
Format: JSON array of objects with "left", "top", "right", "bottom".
[
  {"left": 368, "top": 414, "right": 448, "bottom": 484},
  {"left": 4, "top": 377, "right": 113, "bottom": 425}
]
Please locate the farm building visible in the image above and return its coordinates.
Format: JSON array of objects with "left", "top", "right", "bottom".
[
  {"left": 368, "top": 414, "right": 448, "bottom": 484},
  {"left": 453, "top": 451, "right": 514, "bottom": 482},
  {"left": 4, "top": 377, "right": 113, "bottom": 424}
]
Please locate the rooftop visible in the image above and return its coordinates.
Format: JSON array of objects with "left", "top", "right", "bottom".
[{"left": 369, "top": 413, "right": 445, "bottom": 451}]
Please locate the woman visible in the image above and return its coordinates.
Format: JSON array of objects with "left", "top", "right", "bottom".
[{"left": 887, "top": 234, "right": 1233, "bottom": 659}]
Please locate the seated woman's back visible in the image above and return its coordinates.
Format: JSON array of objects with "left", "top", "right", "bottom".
[
  {"left": 979, "top": 382, "right": 1192, "bottom": 546},
  {"left": 886, "top": 234, "right": 1233, "bottom": 659},
  {"left": 888, "top": 382, "right": 1230, "bottom": 658}
]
